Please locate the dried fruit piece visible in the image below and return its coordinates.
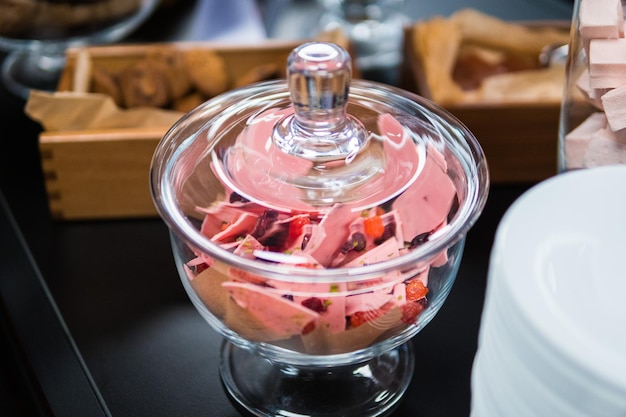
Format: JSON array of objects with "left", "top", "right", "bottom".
[
  {"left": 146, "top": 48, "right": 192, "bottom": 100},
  {"left": 288, "top": 216, "right": 311, "bottom": 241},
  {"left": 406, "top": 279, "right": 429, "bottom": 301},
  {"left": 301, "top": 297, "right": 327, "bottom": 313},
  {"left": 364, "top": 215, "right": 385, "bottom": 239},
  {"left": 340, "top": 232, "right": 367, "bottom": 254},
  {"left": 401, "top": 300, "right": 426, "bottom": 324}
]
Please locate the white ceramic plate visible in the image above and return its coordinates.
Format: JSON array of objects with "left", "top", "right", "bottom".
[{"left": 487, "top": 165, "right": 626, "bottom": 414}]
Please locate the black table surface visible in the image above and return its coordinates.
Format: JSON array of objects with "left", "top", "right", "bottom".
[{"left": 0, "top": 1, "right": 572, "bottom": 416}]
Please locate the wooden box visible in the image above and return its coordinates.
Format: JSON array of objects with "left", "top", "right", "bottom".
[
  {"left": 402, "top": 22, "right": 569, "bottom": 184},
  {"left": 38, "top": 41, "right": 304, "bottom": 220}
]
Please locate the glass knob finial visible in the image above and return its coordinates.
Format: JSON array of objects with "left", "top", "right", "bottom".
[{"left": 273, "top": 42, "right": 368, "bottom": 162}]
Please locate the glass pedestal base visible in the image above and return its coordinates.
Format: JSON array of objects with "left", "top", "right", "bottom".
[
  {"left": 220, "top": 340, "right": 415, "bottom": 417},
  {"left": 1, "top": 49, "right": 66, "bottom": 99}
]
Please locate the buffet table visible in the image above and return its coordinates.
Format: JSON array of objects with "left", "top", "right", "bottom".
[{"left": 0, "top": 1, "right": 573, "bottom": 416}]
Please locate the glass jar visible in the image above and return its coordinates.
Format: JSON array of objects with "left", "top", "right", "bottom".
[
  {"left": 151, "top": 42, "right": 489, "bottom": 417},
  {"left": 558, "top": 0, "right": 626, "bottom": 172}
]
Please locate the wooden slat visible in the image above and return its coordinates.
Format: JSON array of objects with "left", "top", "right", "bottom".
[{"left": 39, "top": 129, "right": 165, "bottom": 220}]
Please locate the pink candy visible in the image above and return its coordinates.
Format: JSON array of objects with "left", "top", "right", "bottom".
[
  {"left": 564, "top": 112, "right": 607, "bottom": 169},
  {"left": 589, "top": 39, "right": 626, "bottom": 89},
  {"left": 566, "top": 0, "right": 626, "bottom": 169},
  {"left": 601, "top": 85, "right": 626, "bottom": 130},
  {"left": 580, "top": 0, "right": 623, "bottom": 54}
]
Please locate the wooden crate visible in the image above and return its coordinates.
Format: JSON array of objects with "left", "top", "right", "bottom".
[
  {"left": 401, "top": 23, "right": 569, "bottom": 184},
  {"left": 39, "top": 40, "right": 304, "bottom": 220},
  {"left": 40, "top": 127, "right": 164, "bottom": 219}
]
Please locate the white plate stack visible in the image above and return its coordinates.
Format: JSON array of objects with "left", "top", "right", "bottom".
[{"left": 471, "top": 165, "right": 626, "bottom": 417}]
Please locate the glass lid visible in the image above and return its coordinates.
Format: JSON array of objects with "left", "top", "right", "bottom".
[
  {"left": 151, "top": 41, "right": 489, "bottom": 275},
  {"left": 210, "top": 42, "right": 426, "bottom": 213}
]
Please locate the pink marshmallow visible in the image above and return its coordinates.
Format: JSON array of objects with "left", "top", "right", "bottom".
[
  {"left": 601, "top": 85, "right": 626, "bottom": 131},
  {"left": 576, "top": 68, "right": 609, "bottom": 110},
  {"left": 588, "top": 38, "right": 626, "bottom": 89},
  {"left": 564, "top": 112, "right": 607, "bottom": 169},
  {"left": 580, "top": 0, "right": 623, "bottom": 54},
  {"left": 583, "top": 127, "right": 626, "bottom": 167}
]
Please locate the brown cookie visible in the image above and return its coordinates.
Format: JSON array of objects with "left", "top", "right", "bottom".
[
  {"left": 182, "top": 49, "right": 230, "bottom": 98},
  {"left": 119, "top": 58, "right": 170, "bottom": 108},
  {"left": 146, "top": 48, "right": 192, "bottom": 101}
]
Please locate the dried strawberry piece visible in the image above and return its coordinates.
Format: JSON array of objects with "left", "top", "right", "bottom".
[
  {"left": 406, "top": 279, "right": 429, "bottom": 302},
  {"left": 286, "top": 216, "right": 311, "bottom": 248},
  {"left": 364, "top": 215, "right": 385, "bottom": 239},
  {"left": 288, "top": 216, "right": 311, "bottom": 240},
  {"left": 401, "top": 300, "right": 426, "bottom": 324},
  {"left": 349, "top": 310, "right": 378, "bottom": 328},
  {"left": 348, "top": 301, "right": 394, "bottom": 328}
]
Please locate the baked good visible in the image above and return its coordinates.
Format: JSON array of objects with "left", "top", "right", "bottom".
[{"left": 181, "top": 49, "right": 230, "bottom": 98}]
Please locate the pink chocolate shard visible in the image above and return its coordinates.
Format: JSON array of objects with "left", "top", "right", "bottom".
[
  {"left": 266, "top": 280, "right": 348, "bottom": 333},
  {"left": 222, "top": 282, "right": 319, "bottom": 339},
  {"left": 429, "top": 249, "right": 449, "bottom": 268},
  {"left": 332, "top": 209, "right": 405, "bottom": 267},
  {"left": 197, "top": 203, "right": 250, "bottom": 237},
  {"left": 189, "top": 265, "right": 231, "bottom": 318},
  {"left": 233, "top": 235, "right": 265, "bottom": 259},
  {"left": 345, "top": 291, "right": 393, "bottom": 316},
  {"left": 209, "top": 212, "right": 258, "bottom": 244},
  {"left": 601, "top": 85, "right": 626, "bottom": 131},
  {"left": 391, "top": 146, "right": 456, "bottom": 241},
  {"left": 219, "top": 108, "right": 316, "bottom": 212},
  {"left": 300, "top": 303, "right": 403, "bottom": 355},
  {"left": 564, "top": 112, "right": 608, "bottom": 169},
  {"left": 302, "top": 204, "right": 360, "bottom": 267},
  {"left": 580, "top": 0, "right": 623, "bottom": 54},
  {"left": 343, "top": 236, "right": 401, "bottom": 268},
  {"left": 584, "top": 127, "right": 626, "bottom": 166},
  {"left": 392, "top": 283, "right": 408, "bottom": 305},
  {"left": 588, "top": 39, "right": 626, "bottom": 89}
]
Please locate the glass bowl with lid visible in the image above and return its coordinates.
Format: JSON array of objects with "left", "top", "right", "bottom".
[{"left": 150, "top": 42, "right": 489, "bottom": 417}]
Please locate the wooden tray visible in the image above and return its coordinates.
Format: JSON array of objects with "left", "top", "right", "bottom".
[
  {"left": 401, "top": 22, "right": 569, "bottom": 184},
  {"left": 39, "top": 40, "right": 304, "bottom": 220}
]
